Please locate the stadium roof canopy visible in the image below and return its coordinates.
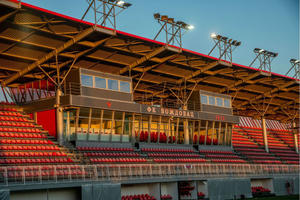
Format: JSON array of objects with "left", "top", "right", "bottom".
[{"left": 0, "top": 0, "right": 299, "bottom": 122}]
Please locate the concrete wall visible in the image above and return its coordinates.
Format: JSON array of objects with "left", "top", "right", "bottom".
[
  {"left": 82, "top": 183, "right": 121, "bottom": 200},
  {"left": 251, "top": 178, "right": 274, "bottom": 193},
  {"left": 178, "top": 181, "right": 197, "bottom": 200},
  {"left": 273, "top": 176, "right": 299, "bottom": 196},
  {"left": 161, "top": 182, "right": 178, "bottom": 200},
  {"left": 121, "top": 183, "right": 160, "bottom": 199},
  {"left": 0, "top": 190, "right": 9, "bottom": 200},
  {"left": 197, "top": 180, "right": 208, "bottom": 198},
  {"left": 11, "top": 188, "right": 80, "bottom": 200},
  {"left": 207, "top": 178, "right": 252, "bottom": 200}
]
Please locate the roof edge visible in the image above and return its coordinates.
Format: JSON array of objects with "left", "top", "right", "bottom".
[{"left": 8, "top": 0, "right": 299, "bottom": 81}]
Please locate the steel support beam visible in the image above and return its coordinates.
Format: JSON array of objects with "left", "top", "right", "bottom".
[
  {"left": 219, "top": 71, "right": 261, "bottom": 93},
  {"left": 119, "top": 46, "right": 167, "bottom": 75},
  {"left": 1, "top": 26, "right": 95, "bottom": 87},
  {"left": 176, "top": 61, "right": 219, "bottom": 84},
  {"left": 56, "top": 88, "right": 64, "bottom": 146},
  {"left": 236, "top": 81, "right": 296, "bottom": 109},
  {"left": 292, "top": 122, "right": 299, "bottom": 153},
  {"left": 261, "top": 117, "right": 269, "bottom": 152}
]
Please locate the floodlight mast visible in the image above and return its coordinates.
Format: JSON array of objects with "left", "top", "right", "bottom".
[
  {"left": 249, "top": 48, "right": 278, "bottom": 72},
  {"left": 285, "top": 59, "right": 300, "bottom": 79},
  {"left": 153, "top": 13, "right": 194, "bottom": 48},
  {"left": 81, "top": 0, "right": 132, "bottom": 30},
  {"left": 208, "top": 33, "right": 241, "bottom": 64}
]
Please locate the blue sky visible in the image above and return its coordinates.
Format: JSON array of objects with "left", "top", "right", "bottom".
[
  {"left": 0, "top": 0, "right": 299, "bottom": 102},
  {"left": 21, "top": 0, "right": 299, "bottom": 75}
]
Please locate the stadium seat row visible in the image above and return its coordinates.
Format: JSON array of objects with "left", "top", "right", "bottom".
[
  {"left": 153, "top": 158, "right": 206, "bottom": 163},
  {"left": 0, "top": 145, "right": 60, "bottom": 151},
  {"left": 0, "top": 132, "right": 46, "bottom": 138},
  {"left": 83, "top": 152, "right": 140, "bottom": 157},
  {"left": 0, "top": 122, "right": 35, "bottom": 127},
  {"left": 77, "top": 146, "right": 134, "bottom": 152},
  {"left": 0, "top": 151, "right": 67, "bottom": 157},
  {"left": 90, "top": 158, "right": 147, "bottom": 163},
  {"left": 0, "top": 139, "right": 54, "bottom": 144},
  {"left": 0, "top": 116, "right": 29, "bottom": 122},
  {"left": 0, "top": 158, "right": 73, "bottom": 164}
]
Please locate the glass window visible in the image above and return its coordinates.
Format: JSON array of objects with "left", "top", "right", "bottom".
[
  {"left": 108, "top": 79, "right": 119, "bottom": 91},
  {"left": 208, "top": 96, "right": 215, "bottom": 105},
  {"left": 81, "top": 74, "right": 93, "bottom": 87},
  {"left": 94, "top": 77, "right": 106, "bottom": 89},
  {"left": 224, "top": 99, "right": 230, "bottom": 107},
  {"left": 200, "top": 95, "right": 208, "bottom": 104},
  {"left": 216, "top": 97, "right": 223, "bottom": 107},
  {"left": 120, "top": 81, "right": 131, "bottom": 93}
]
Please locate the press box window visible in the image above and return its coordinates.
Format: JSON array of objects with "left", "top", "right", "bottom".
[
  {"left": 200, "top": 95, "right": 208, "bottom": 104},
  {"left": 208, "top": 96, "right": 215, "bottom": 105},
  {"left": 120, "top": 81, "right": 131, "bottom": 93},
  {"left": 224, "top": 99, "right": 230, "bottom": 107},
  {"left": 95, "top": 77, "right": 106, "bottom": 89},
  {"left": 108, "top": 79, "right": 118, "bottom": 91},
  {"left": 216, "top": 97, "right": 223, "bottom": 107},
  {"left": 81, "top": 74, "right": 93, "bottom": 87}
]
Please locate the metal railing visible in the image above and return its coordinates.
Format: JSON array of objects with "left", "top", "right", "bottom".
[{"left": 0, "top": 163, "right": 298, "bottom": 186}]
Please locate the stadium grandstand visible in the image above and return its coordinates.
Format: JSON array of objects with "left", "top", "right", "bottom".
[{"left": 0, "top": 0, "right": 299, "bottom": 199}]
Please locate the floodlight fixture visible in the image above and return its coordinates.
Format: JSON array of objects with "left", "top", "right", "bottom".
[
  {"left": 208, "top": 33, "right": 242, "bottom": 63},
  {"left": 176, "top": 21, "right": 185, "bottom": 25},
  {"left": 286, "top": 58, "right": 300, "bottom": 79},
  {"left": 210, "top": 32, "right": 217, "bottom": 39},
  {"left": 82, "top": 0, "right": 132, "bottom": 30},
  {"left": 249, "top": 48, "right": 278, "bottom": 72},
  {"left": 161, "top": 15, "right": 168, "bottom": 21},
  {"left": 153, "top": 13, "right": 194, "bottom": 47},
  {"left": 116, "top": 0, "right": 125, "bottom": 6},
  {"left": 154, "top": 13, "right": 160, "bottom": 20},
  {"left": 290, "top": 59, "right": 300, "bottom": 64},
  {"left": 186, "top": 25, "right": 194, "bottom": 30}
]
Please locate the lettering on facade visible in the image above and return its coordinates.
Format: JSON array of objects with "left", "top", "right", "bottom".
[{"left": 145, "top": 106, "right": 195, "bottom": 118}]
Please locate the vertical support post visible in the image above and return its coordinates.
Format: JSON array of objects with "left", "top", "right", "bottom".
[
  {"left": 33, "top": 112, "right": 38, "bottom": 123},
  {"left": 66, "top": 111, "right": 70, "bottom": 141},
  {"left": 204, "top": 121, "right": 208, "bottom": 145},
  {"left": 224, "top": 122, "right": 228, "bottom": 146},
  {"left": 121, "top": 111, "right": 125, "bottom": 142},
  {"left": 183, "top": 105, "right": 189, "bottom": 145},
  {"left": 75, "top": 107, "right": 80, "bottom": 140},
  {"left": 197, "top": 120, "right": 201, "bottom": 145},
  {"left": 167, "top": 117, "right": 171, "bottom": 144},
  {"left": 99, "top": 109, "right": 104, "bottom": 141},
  {"left": 148, "top": 115, "right": 152, "bottom": 143},
  {"left": 110, "top": 110, "right": 115, "bottom": 142},
  {"left": 56, "top": 88, "right": 64, "bottom": 146},
  {"left": 229, "top": 124, "right": 233, "bottom": 148},
  {"left": 157, "top": 116, "right": 162, "bottom": 143},
  {"left": 192, "top": 121, "right": 195, "bottom": 144},
  {"left": 292, "top": 122, "right": 299, "bottom": 153},
  {"left": 184, "top": 118, "right": 189, "bottom": 145},
  {"left": 87, "top": 108, "right": 92, "bottom": 141},
  {"left": 176, "top": 118, "right": 179, "bottom": 144},
  {"left": 218, "top": 122, "right": 222, "bottom": 145},
  {"left": 262, "top": 117, "right": 269, "bottom": 152},
  {"left": 211, "top": 121, "right": 215, "bottom": 145},
  {"left": 131, "top": 114, "right": 135, "bottom": 143},
  {"left": 138, "top": 115, "right": 141, "bottom": 142}
]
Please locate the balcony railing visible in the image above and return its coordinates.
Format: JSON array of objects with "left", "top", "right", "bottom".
[{"left": 0, "top": 163, "right": 298, "bottom": 186}]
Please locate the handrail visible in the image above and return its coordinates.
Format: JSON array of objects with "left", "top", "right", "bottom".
[{"left": 0, "top": 163, "right": 298, "bottom": 186}]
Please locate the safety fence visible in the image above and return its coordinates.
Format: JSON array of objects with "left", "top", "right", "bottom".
[{"left": 0, "top": 163, "right": 298, "bottom": 186}]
